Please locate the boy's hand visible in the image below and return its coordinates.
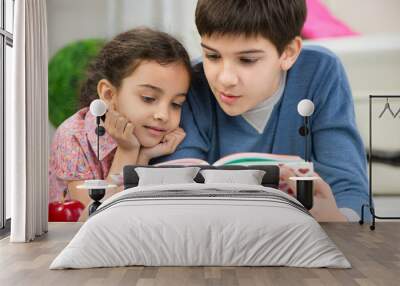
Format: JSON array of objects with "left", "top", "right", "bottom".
[
  {"left": 103, "top": 104, "right": 140, "bottom": 151},
  {"left": 279, "top": 165, "right": 347, "bottom": 222},
  {"left": 139, "top": 127, "right": 186, "bottom": 163}
]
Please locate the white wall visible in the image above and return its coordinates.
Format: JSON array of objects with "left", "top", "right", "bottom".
[
  {"left": 47, "top": 0, "right": 109, "bottom": 58},
  {"left": 322, "top": 0, "right": 400, "bottom": 34},
  {"left": 47, "top": 0, "right": 200, "bottom": 59}
]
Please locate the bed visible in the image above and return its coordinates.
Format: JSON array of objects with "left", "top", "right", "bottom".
[{"left": 50, "top": 165, "right": 350, "bottom": 269}]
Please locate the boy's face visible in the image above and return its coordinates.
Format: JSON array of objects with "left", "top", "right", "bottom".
[
  {"left": 111, "top": 61, "right": 190, "bottom": 147},
  {"left": 201, "top": 34, "right": 289, "bottom": 116}
]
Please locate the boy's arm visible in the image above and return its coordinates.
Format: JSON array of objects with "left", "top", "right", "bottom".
[{"left": 311, "top": 58, "right": 369, "bottom": 221}]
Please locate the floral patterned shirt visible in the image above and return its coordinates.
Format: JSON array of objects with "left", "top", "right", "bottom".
[{"left": 49, "top": 107, "right": 117, "bottom": 202}]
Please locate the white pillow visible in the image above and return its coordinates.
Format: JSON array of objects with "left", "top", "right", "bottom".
[
  {"left": 200, "top": 169, "right": 266, "bottom": 185},
  {"left": 135, "top": 167, "right": 200, "bottom": 186}
]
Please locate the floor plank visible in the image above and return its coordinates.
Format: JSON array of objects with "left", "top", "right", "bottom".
[{"left": 1, "top": 222, "right": 399, "bottom": 286}]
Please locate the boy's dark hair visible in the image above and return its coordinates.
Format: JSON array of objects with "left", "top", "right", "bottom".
[
  {"left": 79, "top": 27, "right": 192, "bottom": 108},
  {"left": 195, "top": 0, "right": 307, "bottom": 55}
]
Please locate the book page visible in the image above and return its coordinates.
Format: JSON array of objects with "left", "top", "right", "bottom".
[
  {"left": 154, "top": 158, "right": 210, "bottom": 166},
  {"left": 213, "top": 152, "right": 304, "bottom": 166}
]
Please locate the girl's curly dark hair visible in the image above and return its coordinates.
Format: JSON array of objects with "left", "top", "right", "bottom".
[{"left": 79, "top": 27, "right": 192, "bottom": 108}]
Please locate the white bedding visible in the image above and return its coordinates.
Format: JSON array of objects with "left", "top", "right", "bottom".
[{"left": 50, "top": 183, "right": 351, "bottom": 269}]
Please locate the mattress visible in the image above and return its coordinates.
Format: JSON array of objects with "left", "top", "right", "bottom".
[{"left": 50, "top": 183, "right": 351, "bottom": 269}]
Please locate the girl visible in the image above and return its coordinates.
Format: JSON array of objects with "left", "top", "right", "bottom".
[{"left": 49, "top": 28, "right": 191, "bottom": 210}]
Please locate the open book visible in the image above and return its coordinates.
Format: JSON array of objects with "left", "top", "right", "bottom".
[
  {"left": 154, "top": 152, "right": 313, "bottom": 176},
  {"left": 154, "top": 152, "right": 314, "bottom": 193},
  {"left": 110, "top": 153, "right": 313, "bottom": 189}
]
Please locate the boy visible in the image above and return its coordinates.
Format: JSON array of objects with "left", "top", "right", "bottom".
[{"left": 152, "top": 0, "right": 368, "bottom": 222}]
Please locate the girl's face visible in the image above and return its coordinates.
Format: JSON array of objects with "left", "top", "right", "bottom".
[
  {"left": 105, "top": 61, "right": 190, "bottom": 147},
  {"left": 200, "top": 34, "right": 300, "bottom": 116}
]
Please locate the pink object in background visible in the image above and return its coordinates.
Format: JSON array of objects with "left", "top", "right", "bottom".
[{"left": 302, "top": 0, "right": 360, "bottom": 39}]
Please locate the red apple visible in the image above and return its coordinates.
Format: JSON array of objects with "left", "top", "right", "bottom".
[{"left": 49, "top": 200, "right": 85, "bottom": 222}]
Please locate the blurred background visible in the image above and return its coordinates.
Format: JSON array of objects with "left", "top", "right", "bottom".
[{"left": 45, "top": 0, "right": 400, "bottom": 214}]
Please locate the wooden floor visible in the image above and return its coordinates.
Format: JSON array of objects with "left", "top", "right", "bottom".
[{"left": 0, "top": 222, "right": 399, "bottom": 286}]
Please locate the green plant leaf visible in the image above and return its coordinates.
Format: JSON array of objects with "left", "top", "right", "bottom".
[{"left": 48, "top": 39, "right": 105, "bottom": 127}]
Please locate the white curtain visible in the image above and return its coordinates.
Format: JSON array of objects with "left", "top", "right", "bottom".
[{"left": 8, "top": 0, "right": 49, "bottom": 242}]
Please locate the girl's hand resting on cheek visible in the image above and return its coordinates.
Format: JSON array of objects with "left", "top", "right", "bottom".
[
  {"left": 279, "top": 165, "right": 347, "bottom": 222},
  {"left": 138, "top": 127, "right": 186, "bottom": 164},
  {"left": 104, "top": 104, "right": 140, "bottom": 151}
]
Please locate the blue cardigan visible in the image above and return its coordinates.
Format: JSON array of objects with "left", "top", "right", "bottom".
[{"left": 154, "top": 45, "right": 369, "bottom": 219}]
